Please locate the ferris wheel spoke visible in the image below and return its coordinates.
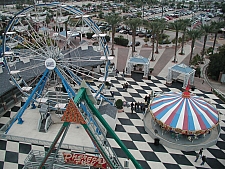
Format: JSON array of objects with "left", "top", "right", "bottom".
[
  {"left": 23, "top": 16, "right": 55, "bottom": 56},
  {"left": 57, "top": 65, "right": 79, "bottom": 86},
  {"left": 9, "top": 34, "right": 40, "bottom": 53},
  {"left": 58, "top": 54, "right": 102, "bottom": 61},
  {"left": 8, "top": 36, "right": 47, "bottom": 60},
  {"left": 62, "top": 45, "right": 79, "bottom": 57},
  {"left": 58, "top": 59, "right": 102, "bottom": 63},
  {"left": 7, "top": 26, "right": 46, "bottom": 56},
  {"left": 62, "top": 64, "right": 102, "bottom": 80},
  {"left": 16, "top": 62, "right": 45, "bottom": 73},
  {"left": 18, "top": 19, "right": 48, "bottom": 50}
]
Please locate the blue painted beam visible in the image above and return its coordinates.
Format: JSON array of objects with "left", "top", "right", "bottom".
[{"left": 5, "top": 69, "right": 49, "bottom": 133}]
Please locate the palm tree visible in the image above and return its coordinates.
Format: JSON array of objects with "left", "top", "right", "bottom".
[
  {"left": 124, "top": 18, "right": 142, "bottom": 55},
  {"left": 170, "top": 20, "right": 183, "bottom": 62},
  {"left": 187, "top": 29, "right": 203, "bottom": 65},
  {"left": 105, "top": 12, "right": 122, "bottom": 56},
  {"left": 147, "top": 20, "right": 161, "bottom": 61},
  {"left": 211, "top": 21, "right": 224, "bottom": 54},
  {"left": 180, "top": 19, "right": 190, "bottom": 55},
  {"left": 155, "top": 19, "right": 166, "bottom": 54},
  {"left": 200, "top": 23, "right": 213, "bottom": 60}
]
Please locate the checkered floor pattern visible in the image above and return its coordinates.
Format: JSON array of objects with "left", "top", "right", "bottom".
[{"left": 0, "top": 74, "right": 225, "bottom": 169}]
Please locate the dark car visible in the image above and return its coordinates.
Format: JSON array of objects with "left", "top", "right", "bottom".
[
  {"left": 135, "top": 41, "right": 141, "bottom": 46},
  {"left": 128, "top": 41, "right": 141, "bottom": 47}
]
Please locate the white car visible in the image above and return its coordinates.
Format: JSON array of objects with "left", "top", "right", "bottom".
[
  {"left": 205, "top": 17, "right": 211, "bottom": 22},
  {"left": 119, "top": 30, "right": 127, "bottom": 34}
]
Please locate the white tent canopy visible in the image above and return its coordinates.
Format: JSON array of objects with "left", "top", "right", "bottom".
[
  {"left": 166, "top": 63, "right": 195, "bottom": 88},
  {"left": 126, "top": 56, "right": 150, "bottom": 78}
]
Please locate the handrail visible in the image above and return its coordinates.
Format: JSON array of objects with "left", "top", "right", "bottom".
[
  {"left": 37, "top": 117, "right": 42, "bottom": 132},
  {"left": 0, "top": 133, "right": 96, "bottom": 153},
  {"left": 203, "top": 63, "right": 225, "bottom": 99}
]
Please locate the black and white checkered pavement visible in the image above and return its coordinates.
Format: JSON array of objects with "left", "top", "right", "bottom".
[{"left": 0, "top": 74, "right": 225, "bottom": 169}]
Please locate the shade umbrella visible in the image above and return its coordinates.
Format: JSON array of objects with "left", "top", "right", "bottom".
[{"left": 150, "top": 92, "right": 219, "bottom": 135}]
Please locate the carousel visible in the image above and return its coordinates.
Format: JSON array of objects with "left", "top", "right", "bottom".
[{"left": 143, "top": 87, "right": 221, "bottom": 151}]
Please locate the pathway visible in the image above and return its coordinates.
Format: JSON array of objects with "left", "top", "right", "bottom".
[
  {"left": 116, "top": 46, "right": 129, "bottom": 72},
  {"left": 152, "top": 47, "right": 174, "bottom": 76}
]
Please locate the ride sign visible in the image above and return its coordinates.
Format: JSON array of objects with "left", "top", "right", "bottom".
[
  {"left": 45, "top": 58, "right": 56, "bottom": 70},
  {"left": 62, "top": 152, "right": 107, "bottom": 169}
]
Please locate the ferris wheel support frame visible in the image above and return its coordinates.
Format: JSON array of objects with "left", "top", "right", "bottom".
[
  {"left": 30, "top": 71, "right": 50, "bottom": 109},
  {"left": 55, "top": 67, "right": 76, "bottom": 99},
  {"left": 5, "top": 69, "right": 49, "bottom": 133},
  {"left": 5, "top": 66, "right": 78, "bottom": 133}
]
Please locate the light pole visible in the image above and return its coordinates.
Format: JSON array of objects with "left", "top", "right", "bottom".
[{"left": 142, "top": 0, "right": 147, "bottom": 20}]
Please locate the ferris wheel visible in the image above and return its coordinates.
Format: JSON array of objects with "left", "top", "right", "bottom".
[{"left": 2, "top": 2, "right": 112, "bottom": 127}]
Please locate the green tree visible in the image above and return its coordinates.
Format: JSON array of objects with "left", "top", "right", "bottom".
[
  {"left": 208, "top": 45, "right": 225, "bottom": 80},
  {"left": 189, "top": 1, "right": 194, "bottom": 10},
  {"left": 198, "top": 1, "right": 203, "bottom": 9},
  {"left": 147, "top": 20, "right": 161, "bottom": 61},
  {"left": 187, "top": 29, "right": 203, "bottom": 65},
  {"left": 155, "top": 19, "right": 166, "bottom": 54},
  {"left": 105, "top": 12, "right": 122, "bottom": 56},
  {"left": 180, "top": 19, "right": 190, "bottom": 55},
  {"left": 211, "top": 21, "right": 224, "bottom": 54},
  {"left": 177, "top": 2, "right": 182, "bottom": 9},
  {"left": 200, "top": 23, "right": 213, "bottom": 60},
  {"left": 46, "top": 15, "right": 51, "bottom": 27},
  {"left": 124, "top": 18, "right": 142, "bottom": 55},
  {"left": 170, "top": 20, "right": 183, "bottom": 62},
  {"left": 86, "top": 3, "right": 92, "bottom": 10}
]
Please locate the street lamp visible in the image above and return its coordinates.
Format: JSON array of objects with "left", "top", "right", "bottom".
[{"left": 142, "top": 0, "right": 146, "bottom": 20}]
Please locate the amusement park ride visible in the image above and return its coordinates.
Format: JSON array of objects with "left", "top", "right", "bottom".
[{"left": 1, "top": 1, "right": 143, "bottom": 169}]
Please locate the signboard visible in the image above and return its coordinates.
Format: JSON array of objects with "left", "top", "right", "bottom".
[
  {"left": 62, "top": 152, "right": 107, "bottom": 169},
  {"left": 61, "top": 99, "right": 86, "bottom": 124},
  {"left": 45, "top": 58, "right": 56, "bottom": 70}
]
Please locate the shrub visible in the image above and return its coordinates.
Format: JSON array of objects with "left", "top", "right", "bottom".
[
  {"left": 105, "top": 81, "right": 111, "bottom": 87},
  {"left": 195, "top": 67, "right": 201, "bottom": 77},
  {"left": 114, "top": 36, "right": 129, "bottom": 46},
  {"left": 191, "top": 54, "right": 201, "bottom": 66},
  {"left": 86, "top": 32, "right": 95, "bottom": 39},
  {"left": 164, "top": 38, "right": 171, "bottom": 44},
  {"left": 115, "top": 99, "right": 123, "bottom": 109},
  {"left": 149, "top": 68, "right": 154, "bottom": 73},
  {"left": 98, "top": 11, "right": 104, "bottom": 19},
  {"left": 105, "top": 35, "right": 110, "bottom": 42},
  {"left": 159, "top": 38, "right": 171, "bottom": 44},
  {"left": 206, "top": 47, "right": 213, "bottom": 55},
  {"left": 144, "top": 37, "right": 149, "bottom": 44},
  {"left": 171, "top": 37, "right": 182, "bottom": 44},
  {"left": 161, "top": 33, "right": 169, "bottom": 39}
]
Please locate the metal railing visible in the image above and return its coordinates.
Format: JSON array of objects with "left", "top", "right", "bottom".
[
  {"left": 23, "top": 150, "right": 91, "bottom": 169},
  {"left": 0, "top": 134, "right": 97, "bottom": 153},
  {"left": 203, "top": 63, "right": 225, "bottom": 100}
]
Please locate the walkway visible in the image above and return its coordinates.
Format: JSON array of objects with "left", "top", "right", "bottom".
[{"left": 114, "top": 37, "right": 225, "bottom": 95}]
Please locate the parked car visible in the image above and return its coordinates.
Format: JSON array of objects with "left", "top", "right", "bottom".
[{"left": 119, "top": 30, "right": 128, "bottom": 34}]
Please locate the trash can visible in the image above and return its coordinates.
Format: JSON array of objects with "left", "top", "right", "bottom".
[
  {"left": 148, "top": 75, "right": 151, "bottom": 80},
  {"left": 124, "top": 159, "right": 129, "bottom": 169},
  {"left": 191, "top": 86, "right": 195, "bottom": 91},
  {"left": 154, "top": 138, "right": 160, "bottom": 146}
]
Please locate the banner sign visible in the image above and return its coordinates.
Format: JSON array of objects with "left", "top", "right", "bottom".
[{"left": 62, "top": 152, "right": 107, "bottom": 169}]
